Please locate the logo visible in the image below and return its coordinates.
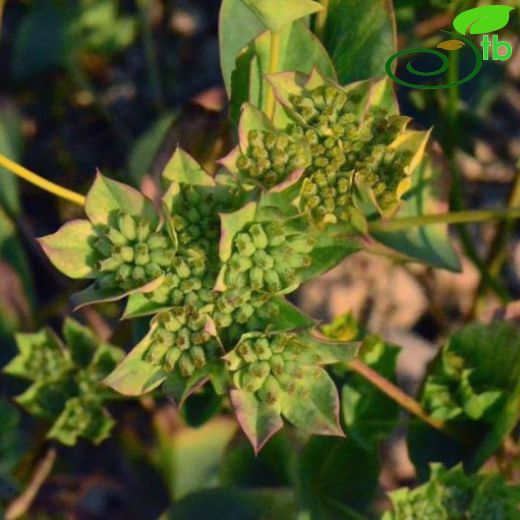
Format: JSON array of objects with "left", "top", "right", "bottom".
[{"left": 386, "top": 5, "right": 515, "bottom": 89}]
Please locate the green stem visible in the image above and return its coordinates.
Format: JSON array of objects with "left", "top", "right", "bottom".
[
  {"left": 315, "top": 0, "right": 329, "bottom": 40},
  {"left": 265, "top": 30, "right": 281, "bottom": 121},
  {"left": 138, "top": 0, "right": 164, "bottom": 109},
  {"left": 0, "top": 0, "right": 5, "bottom": 39},
  {"left": 349, "top": 359, "right": 462, "bottom": 441},
  {"left": 367, "top": 207, "right": 520, "bottom": 234},
  {"left": 445, "top": 48, "right": 509, "bottom": 302}
]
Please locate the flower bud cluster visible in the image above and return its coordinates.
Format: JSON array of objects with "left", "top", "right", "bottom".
[
  {"left": 236, "top": 130, "right": 308, "bottom": 188},
  {"left": 288, "top": 85, "right": 409, "bottom": 221},
  {"left": 93, "top": 211, "right": 174, "bottom": 291},
  {"left": 213, "top": 289, "right": 280, "bottom": 331},
  {"left": 169, "top": 184, "right": 221, "bottom": 253},
  {"left": 144, "top": 307, "right": 219, "bottom": 377},
  {"left": 144, "top": 245, "right": 216, "bottom": 309},
  {"left": 224, "top": 222, "right": 315, "bottom": 293},
  {"left": 226, "top": 333, "right": 311, "bottom": 406}
]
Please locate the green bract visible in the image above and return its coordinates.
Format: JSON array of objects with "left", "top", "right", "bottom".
[
  {"left": 4, "top": 318, "right": 124, "bottom": 445},
  {"left": 384, "top": 464, "right": 520, "bottom": 520}
]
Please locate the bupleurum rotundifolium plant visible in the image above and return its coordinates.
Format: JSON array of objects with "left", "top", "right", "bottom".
[{"left": 37, "top": 65, "right": 427, "bottom": 451}]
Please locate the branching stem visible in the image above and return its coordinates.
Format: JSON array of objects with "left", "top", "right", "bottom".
[
  {"left": 0, "top": 153, "right": 86, "bottom": 206},
  {"left": 349, "top": 359, "right": 460, "bottom": 439}
]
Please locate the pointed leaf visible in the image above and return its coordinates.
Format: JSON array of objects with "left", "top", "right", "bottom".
[
  {"left": 453, "top": 5, "right": 514, "bottom": 35},
  {"left": 319, "top": 0, "right": 397, "bottom": 84},
  {"left": 104, "top": 357, "right": 166, "bottom": 396},
  {"left": 85, "top": 172, "right": 158, "bottom": 227},
  {"left": 242, "top": 0, "right": 322, "bottom": 33},
  {"left": 230, "top": 389, "right": 283, "bottom": 454},
  {"left": 62, "top": 317, "right": 97, "bottom": 368},
  {"left": 281, "top": 367, "right": 344, "bottom": 436},
  {"left": 162, "top": 148, "right": 215, "bottom": 187},
  {"left": 238, "top": 103, "right": 273, "bottom": 152},
  {"left": 218, "top": 201, "right": 257, "bottom": 262},
  {"left": 38, "top": 220, "right": 98, "bottom": 279},
  {"left": 296, "top": 331, "right": 359, "bottom": 365}
]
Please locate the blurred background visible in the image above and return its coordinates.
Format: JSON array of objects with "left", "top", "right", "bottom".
[{"left": 0, "top": 0, "right": 520, "bottom": 518}]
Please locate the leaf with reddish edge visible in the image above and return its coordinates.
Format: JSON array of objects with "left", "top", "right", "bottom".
[
  {"left": 103, "top": 331, "right": 166, "bottom": 396},
  {"left": 85, "top": 171, "right": 159, "bottom": 228},
  {"left": 281, "top": 367, "right": 344, "bottom": 437},
  {"left": 230, "top": 389, "right": 283, "bottom": 454},
  {"left": 238, "top": 103, "right": 273, "bottom": 152},
  {"left": 71, "top": 275, "right": 165, "bottom": 311},
  {"left": 38, "top": 220, "right": 98, "bottom": 279},
  {"left": 218, "top": 201, "right": 257, "bottom": 262},
  {"left": 216, "top": 146, "right": 241, "bottom": 177},
  {"left": 161, "top": 148, "right": 215, "bottom": 187},
  {"left": 122, "top": 291, "right": 173, "bottom": 320}
]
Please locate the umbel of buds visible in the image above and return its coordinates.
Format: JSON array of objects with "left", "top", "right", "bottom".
[
  {"left": 225, "top": 333, "right": 310, "bottom": 408},
  {"left": 236, "top": 130, "right": 308, "bottom": 188},
  {"left": 92, "top": 211, "right": 174, "bottom": 291},
  {"left": 169, "top": 184, "right": 221, "bottom": 252},
  {"left": 213, "top": 288, "right": 280, "bottom": 330},
  {"left": 224, "top": 222, "right": 315, "bottom": 293},
  {"left": 144, "top": 245, "right": 215, "bottom": 308},
  {"left": 288, "top": 84, "right": 409, "bottom": 221},
  {"left": 144, "top": 307, "right": 219, "bottom": 377}
]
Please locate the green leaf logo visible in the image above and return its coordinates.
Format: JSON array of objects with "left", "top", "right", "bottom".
[{"left": 453, "top": 5, "right": 514, "bottom": 35}]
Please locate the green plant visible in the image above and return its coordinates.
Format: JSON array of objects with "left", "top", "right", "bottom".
[{"left": 2, "top": 0, "right": 520, "bottom": 518}]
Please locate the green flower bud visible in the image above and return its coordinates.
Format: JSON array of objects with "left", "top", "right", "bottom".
[
  {"left": 230, "top": 254, "right": 253, "bottom": 272},
  {"left": 235, "top": 303, "right": 255, "bottom": 324},
  {"left": 249, "top": 224, "right": 268, "bottom": 249},
  {"left": 178, "top": 353, "right": 195, "bottom": 377},
  {"left": 236, "top": 233, "right": 256, "bottom": 257},
  {"left": 118, "top": 213, "right": 137, "bottom": 241},
  {"left": 214, "top": 311, "right": 233, "bottom": 328},
  {"left": 249, "top": 267, "right": 264, "bottom": 290},
  {"left": 270, "top": 354, "right": 285, "bottom": 376},
  {"left": 99, "top": 256, "right": 123, "bottom": 273},
  {"left": 264, "top": 270, "right": 281, "bottom": 292},
  {"left": 132, "top": 266, "right": 146, "bottom": 282},
  {"left": 115, "top": 245, "right": 134, "bottom": 263},
  {"left": 264, "top": 223, "right": 285, "bottom": 247},
  {"left": 145, "top": 263, "right": 163, "bottom": 279},
  {"left": 287, "top": 254, "right": 311, "bottom": 269},
  {"left": 258, "top": 375, "right": 283, "bottom": 407},
  {"left": 254, "top": 338, "right": 271, "bottom": 360},
  {"left": 148, "top": 250, "right": 170, "bottom": 267},
  {"left": 237, "top": 340, "right": 257, "bottom": 363},
  {"left": 156, "top": 328, "right": 175, "bottom": 348},
  {"left": 107, "top": 228, "right": 127, "bottom": 247},
  {"left": 137, "top": 220, "right": 151, "bottom": 242},
  {"left": 253, "top": 250, "right": 274, "bottom": 270},
  {"left": 288, "top": 236, "right": 315, "bottom": 255},
  {"left": 134, "top": 244, "right": 149, "bottom": 266},
  {"left": 147, "top": 233, "right": 169, "bottom": 250},
  {"left": 116, "top": 263, "right": 132, "bottom": 281},
  {"left": 164, "top": 348, "right": 182, "bottom": 371}
]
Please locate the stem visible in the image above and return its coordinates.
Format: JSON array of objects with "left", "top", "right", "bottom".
[
  {"left": 315, "top": 0, "right": 329, "bottom": 40},
  {"left": 367, "top": 207, "right": 520, "bottom": 233},
  {"left": 0, "top": 153, "right": 86, "bottom": 206},
  {"left": 265, "top": 30, "right": 281, "bottom": 121},
  {"left": 5, "top": 446, "right": 57, "bottom": 520},
  {"left": 445, "top": 49, "right": 509, "bottom": 302},
  {"left": 470, "top": 166, "right": 520, "bottom": 316},
  {"left": 138, "top": 0, "right": 164, "bottom": 109},
  {"left": 349, "top": 359, "right": 457, "bottom": 438}
]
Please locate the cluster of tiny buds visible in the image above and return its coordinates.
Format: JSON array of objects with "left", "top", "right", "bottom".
[
  {"left": 236, "top": 130, "right": 308, "bottom": 188},
  {"left": 225, "top": 222, "right": 315, "bottom": 293},
  {"left": 287, "top": 84, "right": 410, "bottom": 221},
  {"left": 144, "top": 307, "right": 218, "bottom": 377},
  {"left": 170, "top": 184, "right": 220, "bottom": 252},
  {"left": 225, "top": 334, "right": 313, "bottom": 406},
  {"left": 213, "top": 289, "right": 279, "bottom": 330},
  {"left": 144, "top": 245, "right": 214, "bottom": 308},
  {"left": 24, "top": 342, "right": 68, "bottom": 378},
  {"left": 58, "top": 399, "right": 95, "bottom": 433},
  {"left": 92, "top": 212, "right": 173, "bottom": 290}
]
